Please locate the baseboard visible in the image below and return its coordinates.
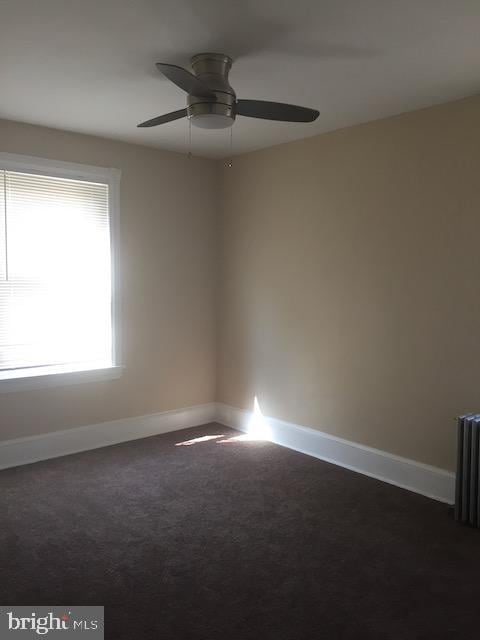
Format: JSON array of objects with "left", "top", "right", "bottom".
[
  {"left": 0, "top": 401, "right": 456, "bottom": 505},
  {"left": 0, "top": 402, "right": 217, "bottom": 470},
  {"left": 216, "top": 402, "right": 455, "bottom": 504}
]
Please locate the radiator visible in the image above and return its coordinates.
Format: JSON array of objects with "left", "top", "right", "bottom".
[{"left": 455, "top": 413, "right": 480, "bottom": 527}]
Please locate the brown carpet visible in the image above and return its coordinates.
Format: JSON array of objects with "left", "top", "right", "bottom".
[{"left": 0, "top": 422, "right": 478, "bottom": 639}]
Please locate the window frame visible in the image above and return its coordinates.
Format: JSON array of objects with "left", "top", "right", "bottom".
[{"left": 0, "top": 152, "right": 123, "bottom": 393}]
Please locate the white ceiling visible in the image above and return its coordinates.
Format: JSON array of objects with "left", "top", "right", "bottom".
[{"left": 1, "top": 0, "right": 480, "bottom": 158}]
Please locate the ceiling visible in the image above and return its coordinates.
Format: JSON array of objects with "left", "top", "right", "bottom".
[{"left": 1, "top": 0, "right": 480, "bottom": 158}]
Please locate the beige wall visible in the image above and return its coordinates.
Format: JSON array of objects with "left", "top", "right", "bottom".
[
  {"left": 2, "top": 96, "right": 479, "bottom": 470},
  {"left": 0, "top": 119, "right": 218, "bottom": 440},
  {"left": 217, "top": 95, "right": 480, "bottom": 471}
]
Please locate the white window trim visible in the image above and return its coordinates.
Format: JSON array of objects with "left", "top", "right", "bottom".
[{"left": 0, "top": 152, "right": 123, "bottom": 393}]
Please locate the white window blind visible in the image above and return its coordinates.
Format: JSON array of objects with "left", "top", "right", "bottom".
[{"left": 0, "top": 168, "right": 113, "bottom": 378}]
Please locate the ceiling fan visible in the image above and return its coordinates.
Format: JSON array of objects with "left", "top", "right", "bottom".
[{"left": 138, "top": 53, "right": 320, "bottom": 130}]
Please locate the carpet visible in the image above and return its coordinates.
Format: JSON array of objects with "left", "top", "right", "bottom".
[{"left": 0, "top": 423, "right": 477, "bottom": 639}]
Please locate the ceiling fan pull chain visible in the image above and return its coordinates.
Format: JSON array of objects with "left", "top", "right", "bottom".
[
  {"left": 187, "top": 118, "right": 193, "bottom": 159},
  {"left": 226, "top": 125, "right": 233, "bottom": 168}
]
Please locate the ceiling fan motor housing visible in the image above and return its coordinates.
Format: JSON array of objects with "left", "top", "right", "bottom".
[{"left": 187, "top": 53, "right": 236, "bottom": 129}]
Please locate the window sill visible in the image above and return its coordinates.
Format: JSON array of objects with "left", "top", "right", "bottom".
[{"left": 0, "top": 364, "right": 124, "bottom": 393}]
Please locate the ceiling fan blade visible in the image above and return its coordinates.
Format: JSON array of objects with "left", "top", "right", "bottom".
[
  {"left": 137, "top": 109, "right": 187, "bottom": 128},
  {"left": 156, "top": 63, "right": 216, "bottom": 100},
  {"left": 236, "top": 99, "right": 319, "bottom": 123}
]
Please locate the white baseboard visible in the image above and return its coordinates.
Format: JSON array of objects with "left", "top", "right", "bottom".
[
  {"left": 216, "top": 403, "right": 455, "bottom": 504},
  {"left": 0, "top": 400, "right": 455, "bottom": 505},
  {"left": 0, "top": 402, "right": 217, "bottom": 470}
]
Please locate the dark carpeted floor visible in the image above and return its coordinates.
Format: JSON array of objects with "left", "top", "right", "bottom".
[{"left": 1, "top": 422, "right": 478, "bottom": 639}]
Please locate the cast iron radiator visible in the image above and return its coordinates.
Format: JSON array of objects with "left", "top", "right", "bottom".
[{"left": 455, "top": 413, "right": 480, "bottom": 527}]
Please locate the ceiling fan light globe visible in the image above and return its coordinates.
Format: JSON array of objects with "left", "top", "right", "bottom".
[
  {"left": 187, "top": 100, "right": 236, "bottom": 129},
  {"left": 191, "top": 113, "right": 234, "bottom": 129}
]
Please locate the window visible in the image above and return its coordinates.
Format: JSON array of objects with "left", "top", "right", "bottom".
[{"left": 0, "top": 153, "right": 121, "bottom": 391}]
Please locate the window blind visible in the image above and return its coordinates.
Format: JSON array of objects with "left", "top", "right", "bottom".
[{"left": 0, "top": 169, "right": 112, "bottom": 375}]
